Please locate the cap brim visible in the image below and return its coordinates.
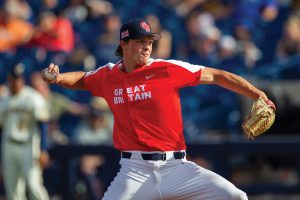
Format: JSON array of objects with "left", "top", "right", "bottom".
[
  {"left": 131, "top": 33, "right": 161, "bottom": 40},
  {"left": 151, "top": 33, "right": 161, "bottom": 40}
]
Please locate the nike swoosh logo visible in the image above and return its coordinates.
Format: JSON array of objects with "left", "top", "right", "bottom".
[{"left": 146, "top": 74, "right": 155, "bottom": 79}]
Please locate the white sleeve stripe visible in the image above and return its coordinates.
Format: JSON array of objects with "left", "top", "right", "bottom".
[
  {"left": 107, "top": 62, "right": 115, "bottom": 70},
  {"left": 154, "top": 59, "right": 205, "bottom": 73}
]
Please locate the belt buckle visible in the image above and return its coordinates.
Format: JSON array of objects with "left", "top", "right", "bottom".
[{"left": 162, "top": 153, "right": 166, "bottom": 161}]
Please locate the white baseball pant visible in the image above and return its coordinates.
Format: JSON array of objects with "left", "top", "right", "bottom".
[
  {"left": 102, "top": 151, "right": 247, "bottom": 200},
  {"left": 2, "top": 142, "right": 49, "bottom": 200}
]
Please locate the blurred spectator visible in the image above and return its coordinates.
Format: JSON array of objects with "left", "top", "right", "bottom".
[
  {"left": 72, "top": 97, "right": 113, "bottom": 145},
  {"left": 27, "top": 11, "right": 75, "bottom": 54},
  {"left": 218, "top": 35, "right": 238, "bottom": 61},
  {"left": 276, "top": 15, "right": 300, "bottom": 60},
  {"left": 146, "top": 14, "right": 172, "bottom": 59},
  {"left": 165, "top": 0, "right": 207, "bottom": 17},
  {"left": 30, "top": 71, "right": 88, "bottom": 122},
  {"left": 85, "top": 0, "right": 115, "bottom": 19},
  {"left": 72, "top": 97, "right": 113, "bottom": 199},
  {"left": 43, "top": 0, "right": 59, "bottom": 11},
  {"left": 4, "top": 0, "right": 33, "bottom": 21},
  {"left": 233, "top": 0, "right": 278, "bottom": 42},
  {"left": 232, "top": 0, "right": 278, "bottom": 69},
  {"left": 73, "top": 154, "right": 106, "bottom": 200},
  {"left": 92, "top": 13, "right": 121, "bottom": 65},
  {"left": 217, "top": 35, "right": 245, "bottom": 74},
  {"left": 27, "top": 0, "right": 68, "bottom": 16},
  {"left": 63, "top": 1, "right": 116, "bottom": 67},
  {"left": 236, "top": 39, "right": 262, "bottom": 70},
  {"left": 66, "top": 45, "right": 97, "bottom": 71},
  {"left": 47, "top": 120, "right": 69, "bottom": 147},
  {"left": 185, "top": 12, "right": 221, "bottom": 66},
  {"left": 62, "top": 0, "right": 89, "bottom": 26},
  {"left": 0, "top": 6, "right": 33, "bottom": 53},
  {"left": 197, "top": 25, "right": 220, "bottom": 64}
]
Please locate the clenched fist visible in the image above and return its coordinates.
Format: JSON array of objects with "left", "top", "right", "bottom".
[{"left": 41, "top": 63, "right": 59, "bottom": 83}]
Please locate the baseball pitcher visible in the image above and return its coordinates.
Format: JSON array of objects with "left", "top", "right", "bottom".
[{"left": 41, "top": 18, "right": 276, "bottom": 200}]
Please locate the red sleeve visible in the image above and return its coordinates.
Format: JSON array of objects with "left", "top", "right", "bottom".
[
  {"left": 84, "top": 66, "right": 107, "bottom": 97},
  {"left": 166, "top": 60, "right": 205, "bottom": 89}
]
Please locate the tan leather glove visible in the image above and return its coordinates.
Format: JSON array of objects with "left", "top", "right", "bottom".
[{"left": 242, "top": 99, "right": 276, "bottom": 139}]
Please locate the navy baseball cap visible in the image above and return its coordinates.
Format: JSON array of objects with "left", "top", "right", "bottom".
[
  {"left": 120, "top": 18, "right": 161, "bottom": 40},
  {"left": 9, "top": 63, "right": 25, "bottom": 79}
]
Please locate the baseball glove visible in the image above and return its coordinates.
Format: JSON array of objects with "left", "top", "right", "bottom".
[{"left": 242, "top": 99, "right": 276, "bottom": 139}]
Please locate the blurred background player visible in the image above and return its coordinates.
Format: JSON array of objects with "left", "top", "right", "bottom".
[{"left": 0, "top": 63, "right": 50, "bottom": 200}]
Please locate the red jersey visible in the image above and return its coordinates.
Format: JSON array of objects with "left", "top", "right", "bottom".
[{"left": 84, "top": 59, "right": 204, "bottom": 151}]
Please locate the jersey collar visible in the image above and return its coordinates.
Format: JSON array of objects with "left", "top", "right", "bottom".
[{"left": 115, "top": 58, "right": 155, "bottom": 73}]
